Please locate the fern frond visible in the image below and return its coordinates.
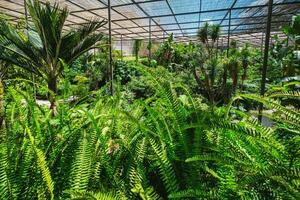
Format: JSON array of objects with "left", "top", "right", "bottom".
[
  {"left": 65, "top": 190, "right": 118, "bottom": 200},
  {"left": 26, "top": 127, "right": 54, "bottom": 200},
  {"left": 169, "top": 189, "right": 217, "bottom": 199},
  {"left": 268, "top": 90, "right": 300, "bottom": 99},
  {"left": 0, "top": 144, "right": 15, "bottom": 200},
  {"left": 70, "top": 130, "right": 93, "bottom": 191},
  {"left": 149, "top": 138, "right": 179, "bottom": 193},
  {"left": 240, "top": 94, "right": 300, "bottom": 124}
]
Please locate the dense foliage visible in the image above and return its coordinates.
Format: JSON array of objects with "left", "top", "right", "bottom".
[
  {"left": 0, "top": 0, "right": 106, "bottom": 113},
  {"left": 0, "top": 70, "right": 300, "bottom": 199},
  {"left": 0, "top": 1, "right": 299, "bottom": 199}
]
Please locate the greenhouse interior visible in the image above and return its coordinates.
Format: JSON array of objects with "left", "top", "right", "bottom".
[{"left": 0, "top": 0, "right": 300, "bottom": 199}]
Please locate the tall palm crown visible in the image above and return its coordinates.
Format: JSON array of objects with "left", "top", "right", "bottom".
[
  {"left": 197, "top": 23, "right": 220, "bottom": 46},
  {"left": 197, "top": 22, "right": 209, "bottom": 44},
  {"left": 0, "top": 0, "right": 106, "bottom": 112},
  {"left": 195, "top": 23, "right": 221, "bottom": 103},
  {"left": 210, "top": 24, "right": 220, "bottom": 44}
]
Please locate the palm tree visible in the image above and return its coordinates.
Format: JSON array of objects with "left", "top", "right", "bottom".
[
  {"left": 227, "top": 40, "right": 241, "bottom": 94},
  {"left": 195, "top": 23, "right": 221, "bottom": 103},
  {"left": 197, "top": 22, "right": 209, "bottom": 45},
  {"left": 210, "top": 24, "right": 220, "bottom": 49},
  {"left": 0, "top": 0, "right": 106, "bottom": 114}
]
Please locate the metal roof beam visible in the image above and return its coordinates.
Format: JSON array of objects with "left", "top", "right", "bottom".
[
  {"left": 219, "top": 0, "right": 238, "bottom": 26},
  {"left": 165, "top": 0, "right": 184, "bottom": 37},
  {"left": 111, "top": 2, "right": 299, "bottom": 22}
]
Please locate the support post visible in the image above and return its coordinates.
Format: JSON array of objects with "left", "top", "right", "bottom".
[
  {"left": 216, "top": 37, "right": 219, "bottom": 58},
  {"left": 221, "top": 36, "right": 224, "bottom": 50},
  {"left": 121, "top": 34, "right": 123, "bottom": 61},
  {"left": 24, "top": 0, "right": 37, "bottom": 101},
  {"left": 222, "top": 10, "right": 231, "bottom": 91},
  {"left": 227, "top": 10, "right": 232, "bottom": 58},
  {"left": 148, "top": 17, "right": 152, "bottom": 66},
  {"left": 261, "top": 32, "right": 264, "bottom": 53},
  {"left": 198, "top": 0, "right": 202, "bottom": 28},
  {"left": 258, "top": 0, "right": 273, "bottom": 122},
  {"left": 108, "top": 0, "right": 114, "bottom": 95}
]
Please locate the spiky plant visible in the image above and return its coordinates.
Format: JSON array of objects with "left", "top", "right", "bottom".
[
  {"left": 197, "top": 22, "right": 209, "bottom": 44},
  {"left": 210, "top": 24, "right": 220, "bottom": 48},
  {"left": 194, "top": 23, "right": 221, "bottom": 103},
  {"left": 0, "top": 0, "right": 106, "bottom": 114}
]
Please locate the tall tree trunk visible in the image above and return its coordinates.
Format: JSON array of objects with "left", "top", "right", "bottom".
[
  {"left": 211, "top": 66, "right": 215, "bottom": 86},
  {"left": 222, "top": 66, "right": 227, "bottom": 87},
  {"left": 47, "top": 75, "right": 58, "bottom": 116},
  {"left": 193, "top": 66, "right": 214, "bottom": 104},
  {"left": 222, "top": 65, "right": 228, "bottom": 101},
  {"left": 241, "top": 60, "right": 248, "bottom": 91},
  {"left": 193, "top": 67, "right": 203, "bottom": 89},
  {"left": 241, "top": 68, "right": 247, "bottom": 91},
  {"left": 135, "top": 51, "right": 139, "bottom": 63},
  {"left": 231, "top": 71, "right": 238, "bottom": 95},
  {"left": 0, "top": 78, "right": 5, "bottom": 129}
]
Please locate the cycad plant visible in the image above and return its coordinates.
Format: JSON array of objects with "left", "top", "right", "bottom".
[{"left": 0, "top": 0, "right": 106, "bottom": 113}]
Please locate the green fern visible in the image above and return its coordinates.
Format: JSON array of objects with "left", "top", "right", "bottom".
[
  {"left": 69, "top": 130, "right": 93, "bottom": 191},
  {"left": 27, "top": 127, "right": 55, "bottom": 200},
  {"left": 149, "top": 138, "right": 179, "bottom": 193},
  {"left": 0, "top": 144, "right": 15, "bottom": 200},
  {"left": 65, "top": 190, "right": 118, "bottom": 200}
]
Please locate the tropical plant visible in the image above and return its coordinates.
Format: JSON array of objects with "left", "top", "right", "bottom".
[
  {"left": 240, "top": 43, "right": 251, "bottom": 90},
  {"left": 156, "top": 33, "right": 175, "bottom": 67},
  {"left": 1, "top": 64, "right": 299, "bottom": 199},
  {"left": 224, "top": 40, "right": 240, "bottom": 94},
  {"left": 197, "top": 22, "right": 220, "bottom": 56},
  {"left": 0, "top": 0, "right": 106, "bottom": 114},
  {"left": 190, "top": 23, "right": 222, "bottom": 103},
  {"left": 284, "top": 14, "right": 300, "bottom": 47},
  {"left": 0, "top": 4, "right": 299, "bottom": 200},
  {"left": 133, "top": 39, "right": 143, "bottom": 62}
]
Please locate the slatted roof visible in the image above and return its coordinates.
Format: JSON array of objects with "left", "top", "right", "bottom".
[{"left": 0, "top": 0, "right": 300, "bottom": 46}]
